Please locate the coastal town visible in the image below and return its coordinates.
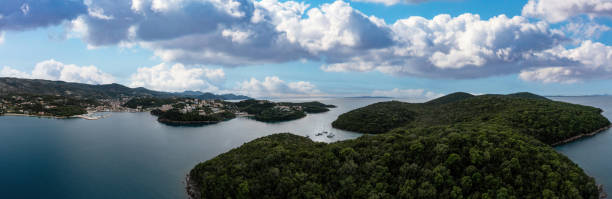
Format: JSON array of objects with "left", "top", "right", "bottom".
[
  {"left": 0, "top": 94, "right": 239, "bottom": 119},
  {"left": 0, "top": 94, "right": 335, "bottom": 123}
]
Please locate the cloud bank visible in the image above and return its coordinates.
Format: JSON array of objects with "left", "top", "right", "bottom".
[
  {"left": 236, "top": 76, "right": 321, "bottom": 98},
  {"left": 0, "top": 59, "right": 115, "bottom": 84},
  {"left": 0, "top": 0, "right": 87, "bottom": 31},
  {"left": 352, "top": 0, "right": 431, "bottom": 6},
  {"left": 522, "top": 0, "right": 612, "bottom": 23},
  {"left": 371, "top": 88, "right": 442, "bottom": 100},
  {"left": 1, "top": 0, "right": 612, "bottom": 84},
  {"left": 129, "top": 63, "right": 224, "bottom": 92}
]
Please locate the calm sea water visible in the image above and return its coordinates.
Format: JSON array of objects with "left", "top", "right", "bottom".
[
  {"left": 551, "top": 96, "right": 612, "bottom": 189},
  {"left": 1, "top": 97, "right": 610, "bottom": 198},
  {"left": 0, "top": 98, "right": 388, "bottom": 199}
]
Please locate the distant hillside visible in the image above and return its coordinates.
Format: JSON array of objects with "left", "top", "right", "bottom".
[
  {"left": 189, "top": 91, "right": 608, "bottom": 199},
  {"left": 507, "top": 92, "right": 550, "bottom": 100},
  {"left": 0, "top": 77, "right": 250, "bottom": 99},
  {"left": 0, "top": 77, "right": 170, "bottom": 98},
  {"left": 175, "top": 91, "right": 251, "bottom": 100},
  {"left": 425, "top": 92, "right": 474, "bottom": 105},
  {"left": 333, "top": 92, "right": 610, "bottom": 145}
]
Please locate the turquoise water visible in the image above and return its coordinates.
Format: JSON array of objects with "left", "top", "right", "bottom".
[
  {"left": 1, "top": 97, "right": 610, "bottom": 198},
  {"left": 0, "top": 98, "right": 385, "bottom": 199}
]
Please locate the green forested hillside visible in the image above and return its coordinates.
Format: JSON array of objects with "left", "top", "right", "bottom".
[
  {"left": 425, "top": 92, "right": 474, "bottom": 105},
  {"left": 190, "top": 126, "right": 599, "bottom": 199},
  {"left": 506, "top": 92, "right": 550, "bottom": 100},
  {"left": 187, "top": 92, "right": 609, "bottom": 199},
  {"left": 0, "top": 77, "right": 251, "bottom": 99},
  {"left": 153, "top": 109, "right": 236, "bottom": 125},
  {"left": 235, "top": 100, "right": 335, "bottom": 122},
  {"left": 333, "top": 93, "right": 610, "bottom": 145},
  {"left": 330, "top": 101, "right": 418, "bottom": 134},
  {"left": 0, "top": 77, "right": 170, "bottom": 98}
]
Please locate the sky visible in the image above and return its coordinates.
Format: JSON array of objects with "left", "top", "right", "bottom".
[{"left": 1, "top": 0, "right": 612, "bottom": 99}]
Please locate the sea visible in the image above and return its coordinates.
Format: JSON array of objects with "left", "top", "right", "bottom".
[{"left": 0, "top": 97, "right": 610, "bottom": 198}]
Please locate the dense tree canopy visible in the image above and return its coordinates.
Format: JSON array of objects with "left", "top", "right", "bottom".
[
  {"left": 188, "top": 92, "right": 610, "bottom": 198},
  {"left": 190, "top": 125, "right": 599, "bottom": 198},
  {"left": 333, "top": 93, "right": 610, "bottom": 145},
  {"left": 235, "top": 100, "right": 335, "bottom": 122},
  {"left": 153, "top": 109, "right": 235, "bottom": 125}
]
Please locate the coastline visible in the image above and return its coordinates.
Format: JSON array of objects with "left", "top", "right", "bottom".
[
  {"left": 599, "top": 184, "right": 608, "bottom": 199},
  {"left": 1, "top": 112, "right": 111, "bottom": 120},
  {"left": 1, "top": 113, "right": 69, "bottom": 119},
  {"left": 551, "top": 124, "right": 612, "bottom": 146},
  {"left": 552, "top": 124, "right": 612, "bottom": 199},
  {"left": 157, "top": 118, "right": 222, "bottom": 126},
  {"left": 185, "top": 174, "right": 200, "bottom": 199}
]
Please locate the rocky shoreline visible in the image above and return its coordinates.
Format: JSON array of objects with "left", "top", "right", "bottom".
[
  {"left": 600, "top": 184, "right": 608, "bottom": 199},
  {"left": 551, "top": 125, "right": 612, "bottom": 146},
  {"left": 185, "top": 174, "right": 201, "bottom": 199},
  {"left": 1, "top": 113, "right": 70, "bottom": 119}
]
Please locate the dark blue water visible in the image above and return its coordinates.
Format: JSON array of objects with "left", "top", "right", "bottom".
[
  {"left": 1, "top": 97, "right": 611, "bottom": 198},
  {"left": 0, "top": 98, "right": 387, "bottom": 199},
  {"left": 551, "top": 96, "right": 612, "bottom": 189}
]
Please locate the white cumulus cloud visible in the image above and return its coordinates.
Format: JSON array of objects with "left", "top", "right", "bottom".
[
  {"left": 235, "top": 76, "right": 321, "bottom": 98},
  {"left": 371, "top": 88, "right": 443, "bottom": 100},
  {"left": 1, "top": 0, "right": 610, "bottom": 83},
  {"left": 0, "top": 59, "right": 115, "bottom": 84},
  {"left": 1, "top": 66, "right": 30, "bottom": 78},
  {"left": 520, "top": 41, "right": 612, "bottom": 83},
  {"left": 522, "top": 0, "right": 612, "bottom": 23},
  {"left": 562, "top": 21, "right": 610, "bottom": 40},
  {"left": 519, "top": 67, "right": 580, "bottom": 84},
  {"left": 129, "top": 63, "right": 224, "bottom": 92},
  {"left": 322, "top": 13, "right": 566, "bottom": 78},
  {"left": 352, "top": 0, "right": 431, "bottom": 6},
  {"left": 66, "top": 0, "right": 612, "bottom": 81}
]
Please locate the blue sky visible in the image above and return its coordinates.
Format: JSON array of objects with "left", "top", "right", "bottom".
[{"left": 1, "top": 0, "right": 612, "bottom": 98}]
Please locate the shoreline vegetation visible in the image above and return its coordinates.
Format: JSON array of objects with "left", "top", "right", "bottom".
[
  {"left": 141, "top": 99, "right": 337, "bottom": 126},
  {"left": 551, "top": 125, "right": 612, "bottom": 146},
  {"left": 187, "top": 92, "right": 611, "bottom": 198}
]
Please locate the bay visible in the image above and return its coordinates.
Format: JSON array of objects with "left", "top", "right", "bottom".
[
  {"left": 1, "top": 96, "right": 611, "bottom": 198},
  {"left": 0, "top": 98, "right": 386, "bottom": 199}
]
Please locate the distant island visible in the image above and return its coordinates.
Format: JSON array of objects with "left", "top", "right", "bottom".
[
  {"left": 235, "top": 100, "right": 336, "bottom": 122},
  {"left": 126, "top": 98, "right": 336, "bottom": 125},
  {"left": 187, "top": 92, "right": 610, "bottom": 198}
]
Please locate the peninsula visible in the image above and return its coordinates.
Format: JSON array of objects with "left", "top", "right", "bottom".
[{"left": 187, "top": 92, "right": 610, "bottom": 198}]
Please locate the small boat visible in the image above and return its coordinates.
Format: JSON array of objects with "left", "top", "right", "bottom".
[
  {"left": 315, "top": 132, "right": 323, "bottom": 136},
  {"left": 322, "top": 131, "right": 328, "bottom": 134},
  {"left": 327, "top": 133, "right": 335, "bottom": 138}
]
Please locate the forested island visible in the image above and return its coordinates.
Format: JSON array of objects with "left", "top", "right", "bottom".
[
  {"left": 130, "top": 98, "right": 336, "bottom": 125},
  {"left": 187, "top": 92, "right": 611, "bottom": 198},
  {"left": 235, "top": 100, "right": 336, "bottom": 122}
]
